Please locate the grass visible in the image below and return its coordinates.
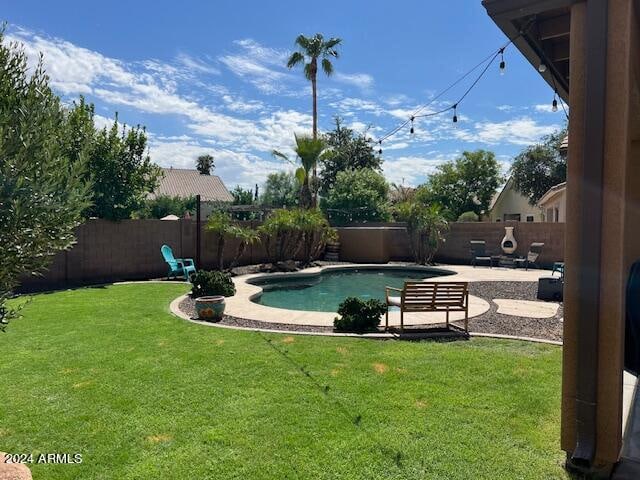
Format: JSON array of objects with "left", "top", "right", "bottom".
[{"left": 1, "top": 283, "right": 568, "bottom": 479}]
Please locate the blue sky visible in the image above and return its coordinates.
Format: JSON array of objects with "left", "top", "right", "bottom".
[{"left": 2, "top": 0, "right": 564, "bottom": 189}]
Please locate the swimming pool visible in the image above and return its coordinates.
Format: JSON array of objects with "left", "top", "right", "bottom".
[{"left": 249, "top": 267, "right": 451, "bottom": 312}]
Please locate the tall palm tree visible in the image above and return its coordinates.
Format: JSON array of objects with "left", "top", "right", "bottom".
[
  {"left": 272, "top": 134, "right": 326, "bottom": 209},
  {"left": 287, "top": 34, "right": 341, "bottom": 203},
  {"left": 287, "top": 34, "right": 342, "bottom": 139}
]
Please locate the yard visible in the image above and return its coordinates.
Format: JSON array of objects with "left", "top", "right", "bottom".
[{"left": 1, "top": 283, "right": 567, "bottom": 479}]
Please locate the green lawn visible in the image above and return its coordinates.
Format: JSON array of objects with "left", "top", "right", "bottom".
[{"left": 1, "top": 283, "right": 568, "bottom": 479}]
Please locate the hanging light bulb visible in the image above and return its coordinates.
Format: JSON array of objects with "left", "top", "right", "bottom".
[
  {"left": 552, "top": 92, "right": 559, "bottom": 112},
  {"left": 538, "top": 63, "right": 547, "bottom": 73},
  {"left": 378, "top": 148, "right": 383, "bottom": 155},
  {"left": 378, "top": 139, "right": 382, "bottom": 155},
  {"left": 499, "top": 48, "right": 505, "bottom": 75},
  {"left": 452, "top": 104, "right": 458, "bottom": 124},
  {"left": 410, "top": 116, "right": 415, "bottom": 135}
]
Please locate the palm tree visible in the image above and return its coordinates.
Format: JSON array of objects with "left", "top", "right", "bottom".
[
  {"left": 287, "top": 34, "right": 342, "bottom": 139},
  {"left": 272, "top": 134, "right": 326, "bottom": 209},
  {"left": 287, "top": 34, "right": 341, "bottom": 202}
]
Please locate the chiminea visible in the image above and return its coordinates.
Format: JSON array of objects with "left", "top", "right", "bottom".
[{"left": 501, "top": 226, "right": 518, "bottom": 254}]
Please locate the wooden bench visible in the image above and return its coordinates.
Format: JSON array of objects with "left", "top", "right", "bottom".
[{"left": 385, "top": 281, "right": 469, "bottom": 332}]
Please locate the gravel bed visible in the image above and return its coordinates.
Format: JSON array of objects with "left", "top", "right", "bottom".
[{"left": 179, "top": 264, "right": 564, "bottom": 342}]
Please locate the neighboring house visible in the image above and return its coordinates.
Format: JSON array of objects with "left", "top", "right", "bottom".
[
  {"left": 151, "top": 167, "right": 233, "bottom": 217},
  {"left": 485, "top": 176, "right": 543, "bottom": 222},
  {"left": 537, "top": 181, "right": 566, "bottom": 223}
]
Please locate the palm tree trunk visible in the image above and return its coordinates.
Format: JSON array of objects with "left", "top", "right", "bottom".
[{"left": 311, "top": 61, "right": 318, "bottom": 208}]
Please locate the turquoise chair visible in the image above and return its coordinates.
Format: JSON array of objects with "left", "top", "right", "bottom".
[{"left": 161, "top": 244, "right": 196, "bottom": 280}]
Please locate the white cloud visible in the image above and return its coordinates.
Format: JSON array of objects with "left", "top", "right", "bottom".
[
  {"left": 382, "top": 154, "right": 454, "bottom": 186},
  {"left": 219, "top": 39, "right": 290, "bottom": 94},
  {"left": 533, "top": 103, "right": 556, "bottom": 113},
  {"left": 453, "top": 117, "right": 560, "bottom": 146},
  {"left": 333, "top": 72, "right": 374, "bottom": 90},
  {"left": 176, "top": 53, "right": 220, "bottom": 75}
]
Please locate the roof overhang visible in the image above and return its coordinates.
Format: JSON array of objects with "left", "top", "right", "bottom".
[{"left": 482, "top": 0, "right": 574, "bottom": 102}]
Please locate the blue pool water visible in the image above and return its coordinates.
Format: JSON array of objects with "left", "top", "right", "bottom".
[{"left": 251, "top": 268, "right": 448, "bottom": 312}]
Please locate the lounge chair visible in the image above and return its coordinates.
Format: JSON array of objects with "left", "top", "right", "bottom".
[
  {"left": 161, "top": 244, "right": 196, "bottom": 280},
  {"left": 470, "top": 240, "right": 492, "bottom": 267},
  {"left": 514, "top": 242, "right": 545, "bottom": 270},
  {"left": 385, "top": 281, "right": 469, "bottom": 332}
]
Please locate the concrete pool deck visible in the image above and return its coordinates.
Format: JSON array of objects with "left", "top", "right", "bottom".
[{"left": 223, "top": 263, "right": 556, "bottom": 328}]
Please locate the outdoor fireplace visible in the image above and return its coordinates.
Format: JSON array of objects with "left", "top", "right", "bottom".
[{"left": 501, "top": 226, "right": 517, "bottom": 254}]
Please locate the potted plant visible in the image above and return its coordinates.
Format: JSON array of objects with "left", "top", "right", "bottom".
[{"left": 191, "top": 270, "right": 236, "bottom": 321}]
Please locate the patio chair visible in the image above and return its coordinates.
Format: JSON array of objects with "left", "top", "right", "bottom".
[
  {"left": 552, "top": 262, "right": 565, "bottom": 279},
  {"left": 385, "top": 281, "right": 469, "bottom": 332},
  {"left": 161, "top": 244, "right": 196, "bottom": 281},
  {"left": 514, "top": 242, "right": 545, "bottom": 270},
  {"left": 470, "top": 240, "right": 492, "bottom": 267}
]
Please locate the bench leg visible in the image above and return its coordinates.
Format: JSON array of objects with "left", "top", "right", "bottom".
[
  {"left": 464, "top": 308, "right": 468, "bottom": 333},
  {"left": 400, "top": 309, "right": 404, "bottom": 332},
  {"left": 385, "top": 307, "right": 389, "bottom": 331},
  {"left": 446, "top": 308, "right": 449, "bottom": 329}
]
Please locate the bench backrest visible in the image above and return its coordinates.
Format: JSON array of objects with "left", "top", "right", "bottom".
[
  {"left": 401, "top": 281, "right": 468, "bottom": 311},
  {"left": 470, "top": 240, "right": 487, "bottom": 257}
]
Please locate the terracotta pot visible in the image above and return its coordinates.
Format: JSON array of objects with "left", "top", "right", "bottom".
[{"left": 195, "top": 296, "right": 226, "bottom": 321}]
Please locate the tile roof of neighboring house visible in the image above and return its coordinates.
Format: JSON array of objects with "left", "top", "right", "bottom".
[
  {"left": 151, "top": 168, "right": 233, "bottom": 202},
  {"left": 537, "top": 181, "right": 567, "bottom": 207}
]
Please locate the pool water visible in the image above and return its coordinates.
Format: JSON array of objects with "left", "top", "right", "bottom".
[{"left": 251, "top": 268, "right": 447, "bottom": 312}]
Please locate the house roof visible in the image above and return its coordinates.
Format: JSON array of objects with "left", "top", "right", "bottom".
[
  {"left": 537, "top": 181, "right": 567, "bottom": 207},
  {"left": 489, "top": 176, "right": 515, "bottom": 210},
  {"left": 151, "top": 168, "right": 233, "bottom": 202}
]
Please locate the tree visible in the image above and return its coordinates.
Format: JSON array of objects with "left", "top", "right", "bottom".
[
  {"left": 260, "top": 172, "right": 299, "bottom": 208},
  {"left": 510, "top": 128, "right": 567, "bottom": 204},
  {"left": 0, "top": 31, "right": 91, "bottom": 330},
  {"left": 272, "top": 134, "right": 326, "bottom": 209},
  {"left": 84, "top": 118, "right": 162, "bottom": 220},
  {"left": 205, "top": 211, "right": 258, "bottom": 271},
  {"left": 287, "top": 33, "right": 342, "bottom": 200},
  {"left": 394, "top": 202, "right": 449, "bottom": 265},
  {"left": 135, "top": 195, "right": 196, "bottom": 219},
  {"left": 319, "top": 117, "right": 380, "bottom": 195},
  {"left": 231, "top": 186, "right": 254, "bottom": 205},
  {"left": 321, "top": 168, "right": 390, "bottom": 224},
  {"left": 196, "top": 154, "right": 214, "bottom": 175},
  {"left": 416, "top": 150, "right": 502, "bottom": 221}
]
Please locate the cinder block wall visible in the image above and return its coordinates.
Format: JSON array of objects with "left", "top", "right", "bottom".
[{"left": 18, "top": 220, "right": 564, "bottom": 291}]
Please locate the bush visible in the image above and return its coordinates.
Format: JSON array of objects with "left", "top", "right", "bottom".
[
  {"left": 394, "top": 202, "right": 449, "bottom": 265},
  {"left": 333, "top": 297, "right": 387, "bottom": 332},
  {"left": 135, "top": 195, "right": 196, "bottom": 219},
  {"left": 258, "top": 208, "right": 336, "bottom": 265},
  {"left": 457, "top": 211, "right": 479, "bottom": 222},
  {"left": 321, "top": 168, "right": 390, "bottom": 224},
  {"left": 191, "top": 270, "right": 236, "bottom": 298}
]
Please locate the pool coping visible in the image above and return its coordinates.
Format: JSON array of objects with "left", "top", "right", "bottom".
[
  {"left": 169, "top": 293, "right": 563, "bottom": 345},
  {"left": 225, "top": 263, "right": 494, "bottom": 327}
]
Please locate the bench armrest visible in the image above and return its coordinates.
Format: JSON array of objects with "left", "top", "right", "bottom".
[{"left": 385, "top": 286, "right": 402, "bottom": 302}]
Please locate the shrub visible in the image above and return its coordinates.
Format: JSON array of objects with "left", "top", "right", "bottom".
[
  {"left": 457, "top": 211, "right": 479, "bottom": 222},
  {"left": 206, "top": 211, "right": 259, "bottom": 270},
  {"left": 135, "top": 195, "right": 196, "bottom": 219},
  {"left": 321, "top": 168, "right": 390, "bottom": 224},
  {"left": 191, "top": 270, "right": 236, "bottom": 298},
  {"left": 333, "top": 297, "right": 387, "bottom": 332},
  {"left": 394, "top": 202, "right": 449, "bottom": 265},
  {"left": 258, "top": 208, "right": 336, "bottom": 265}
]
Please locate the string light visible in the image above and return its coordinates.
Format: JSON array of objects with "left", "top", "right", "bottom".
[
  {"left": 410, "top": 116, "right": 415, "bottom": 135},
  {"left": 552, "top": 91, "right": 558, "bottom": 112},
  {"left": 538, "top": 63, "right": 547, "bottom": 73},
  {"left": 378, "top": 139, "right": 382, "bottom": 155},
  {"left": 452, "top": 104, "right": 458, "bottom": 123},
  {"left": 499, "top": 48, "right": 505, "bottom": 75}
]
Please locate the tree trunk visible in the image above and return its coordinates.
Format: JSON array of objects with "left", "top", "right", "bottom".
[{"left": 311, "top": 60, "right": 318, "bottom": 208}]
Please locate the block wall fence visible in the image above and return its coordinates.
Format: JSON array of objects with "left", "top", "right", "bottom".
[{"left": 19, "top": 219, "right": 565, "bottom": 291}]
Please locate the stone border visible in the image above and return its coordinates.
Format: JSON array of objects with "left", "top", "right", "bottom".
[{"left": 169, "top": 293, "right": 563, "bottom": 345}]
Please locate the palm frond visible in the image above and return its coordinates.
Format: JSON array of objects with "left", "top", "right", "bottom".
[
  {"left": 303, "top": 63, "right": 314, "bottom": 81},
  {"left": 324, "top": 37, "right": 342, "bottom": 49},
  {"left": 286, "top": 51, "right": 305, "bottom": 69},
  {"left": 295, "top": 35, "right": 311, "bottom": 50},
  {"left": 321, "top": 58, "right": 333, "bottom": 76},
  {"left": 294, "top": 134, "right": 326, "bottom": 173},
  {"left": 272, "top": 149, "right": 295, "bottom": 166}
]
